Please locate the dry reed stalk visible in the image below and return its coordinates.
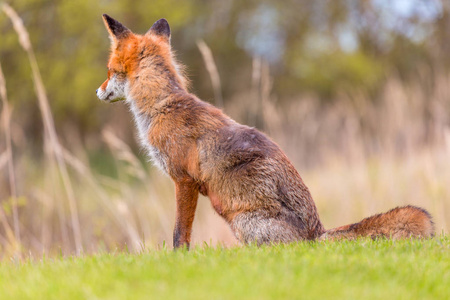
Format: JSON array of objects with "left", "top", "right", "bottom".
[
  {"left": 259, "top": 60, "right": 280, "bottom": 134},
  {"left": 196, "top": 40, "right": 223, "bottom": 107},
  {"left": 2, "top": 3, "right": 82, "bottom": 254},
  {"left": 0, "top": 59, "right": 21, "bottom": 253},
  {"left": 102, "top": 129, "right": 145, "bottom": 249},
  {"left": 61, "top": 147, "right": 143, "bottom": 251},
  {"left": 247, "top": 56, "right": 262, "bottom": 127},
  {"left": 102, "top": 129, "right": 146, "bottom": 180},
  {"left": 101, "top": 129, "right": 172, "bottom": 238},
  {"left": 252, "top": 57, "right": 262, "bottom": 91},
  {"left": 32, "top": 189, "right": 52, "bottom": 252},
  {"left": 0, "top": 151, "right": 8, "bottom": 170}
]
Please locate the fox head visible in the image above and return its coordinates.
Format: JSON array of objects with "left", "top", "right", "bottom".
[{"left": 96, "top": 14, "right": 186, "bottom": 103}]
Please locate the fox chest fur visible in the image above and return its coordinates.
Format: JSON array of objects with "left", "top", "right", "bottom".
[{"left": 128, "top": 100, "right": 169, "bottom": 174}]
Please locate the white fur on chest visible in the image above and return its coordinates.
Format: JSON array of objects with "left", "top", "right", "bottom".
[{"left": 127, "top": 99, "right": 168, "bottom": 174}]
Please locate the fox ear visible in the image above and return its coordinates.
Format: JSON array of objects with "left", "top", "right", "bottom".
[
  {"left": 102, "top": 14, "right": 131, "bottom": 40},
  {"left": 147, "top": 18, "right": 170, "bottom": 40}
]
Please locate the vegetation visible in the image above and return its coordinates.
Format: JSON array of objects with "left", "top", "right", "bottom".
[
  {"left": 0, "top": 1, "right": 449, "bottom": 258},
  {"left": 1, "top": 238, "right": 449, "bottom": 299}
]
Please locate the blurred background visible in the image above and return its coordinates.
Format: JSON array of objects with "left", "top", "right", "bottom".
[{"left": 0, "top": 0, "right": 449, "bottom": 257}]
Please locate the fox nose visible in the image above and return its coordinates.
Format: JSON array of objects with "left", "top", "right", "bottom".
[{"left": 96, "top": 89, "right": 99, "bottom": 94}]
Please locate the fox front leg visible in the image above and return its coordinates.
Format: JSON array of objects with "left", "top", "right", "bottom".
[{"left": 173, "top": 179, "right": 199, "bottom": 249}]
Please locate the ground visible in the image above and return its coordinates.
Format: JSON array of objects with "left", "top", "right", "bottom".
[{"left": 1, "top": 237, "right": 449, "bottom": 299}]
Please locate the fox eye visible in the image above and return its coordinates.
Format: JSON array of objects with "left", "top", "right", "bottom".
[{"left": 112, "top": 69, "right": 126, "bottom": 79}]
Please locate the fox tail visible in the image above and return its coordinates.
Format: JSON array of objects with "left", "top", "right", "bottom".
[{"left": 319, "top": 205, "right": 434, "bottom": 241}]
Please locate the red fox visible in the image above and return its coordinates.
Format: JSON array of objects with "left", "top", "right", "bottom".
[{"left": 96, "top": 15, "right": 434, "bottom": 248}]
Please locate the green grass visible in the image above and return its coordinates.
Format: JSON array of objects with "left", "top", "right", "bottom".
[{"left": 1, "top": 237, "right": 449, "bottom": 300}]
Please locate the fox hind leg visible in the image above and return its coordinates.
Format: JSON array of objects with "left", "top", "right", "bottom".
[{"left": 231, "top": 210, "right": 307, "bottom": 245}]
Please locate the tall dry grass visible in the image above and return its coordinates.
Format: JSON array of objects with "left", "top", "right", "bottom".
[
  {"left": 2, "top": 3, "right": 82, "bottom": 255},
  {"left": 0, "top": 5, "right": 449, "bottom": 259},
  {"left": 0, "top": 60, "right": 20, "bottom": 257}
]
